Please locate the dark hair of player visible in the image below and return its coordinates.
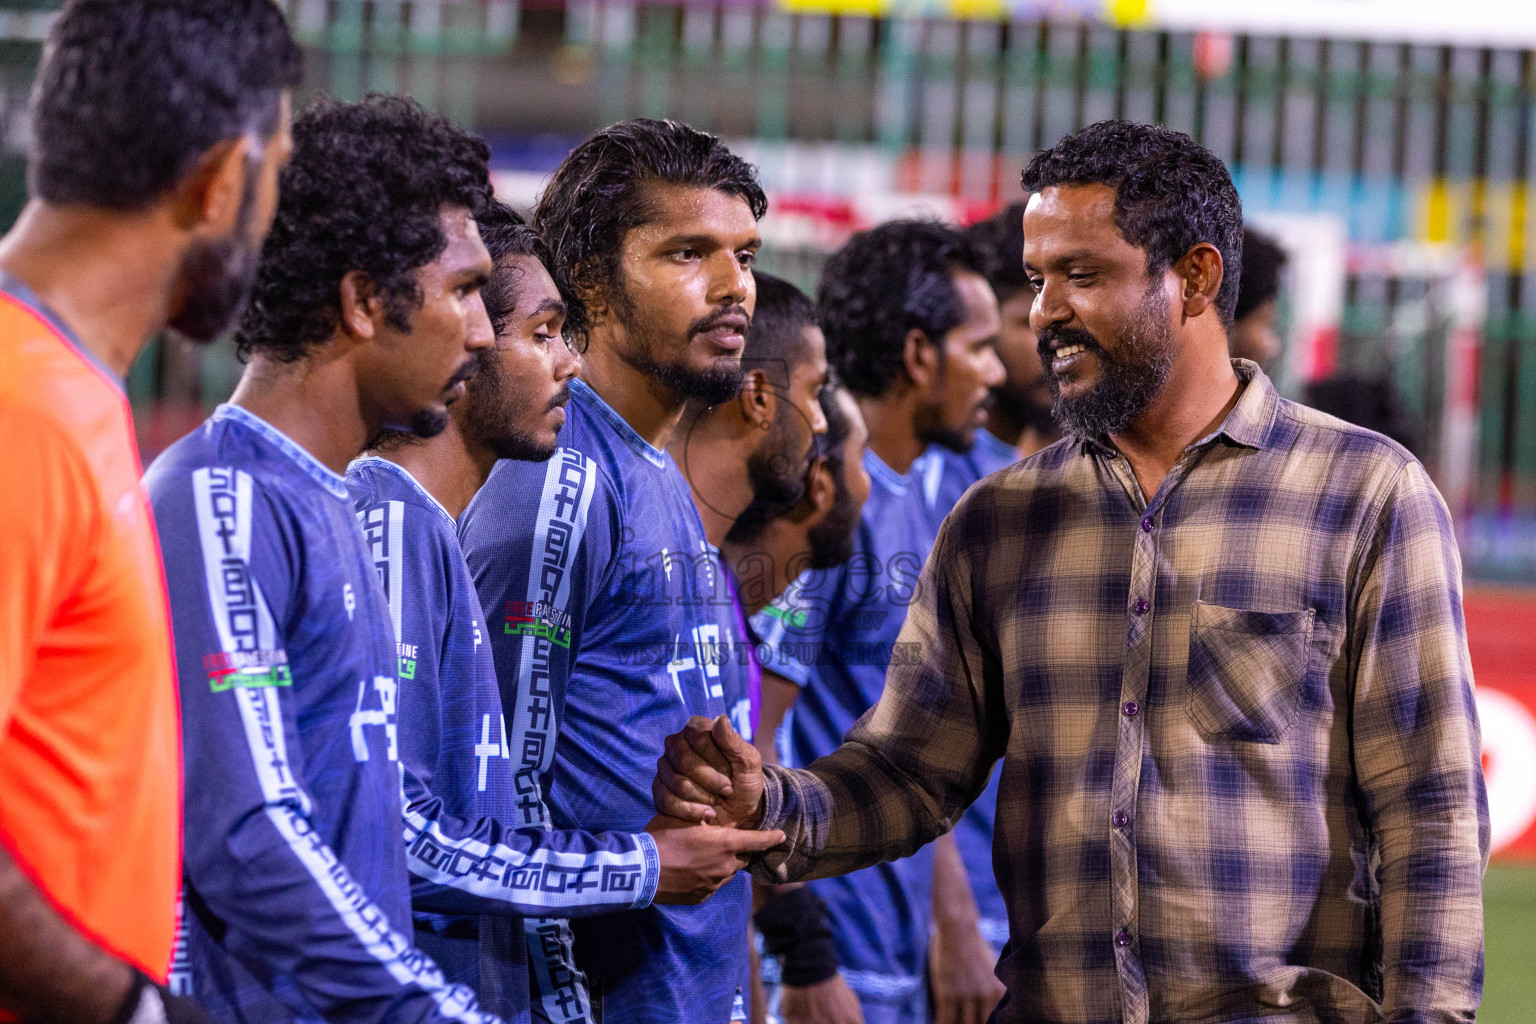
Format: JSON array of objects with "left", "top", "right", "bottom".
[
  {"left": 533, "top": 118, "right": 767, "bottom": 350},
  {"left": 1022, "top": 120, "right": 1244, "bottom": 326},
  {"left": 963, "top": 202, "right": 1030, "bottom": 304},
  {"left": 816, "top": 219, "right": 985, "bottom": 399},
  {"left": 235, "top": 95, "right": 494, "bottom": 363},
  {"left": 1234, "top": 227, "right": 1288, "bottom": 323},
  {"left": 476, "top": 199, "right": 569, "bottom": 338},
  {"left": 29, "top": 0, "right": 301, "bottom": 211},
  {"left": 744, "top": 272, "right": 817, "bottom": 390}
]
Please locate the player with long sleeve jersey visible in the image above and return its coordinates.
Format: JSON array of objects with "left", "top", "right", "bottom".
[
  {"left": 347, "top": 456, "right": 660, "bottom": 1017},
  {"left": 147, "top": 406, "right": 501, "bottom": 1024},
  {"left": 460, "top": 379, "right": 754, "bottom": 1024}
]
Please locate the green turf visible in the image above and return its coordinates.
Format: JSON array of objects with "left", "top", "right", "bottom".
[{"left": 1483, "top": 863, "right": 1536, "bottom": 1023}]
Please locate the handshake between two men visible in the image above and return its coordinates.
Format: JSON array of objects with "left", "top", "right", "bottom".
[{"left": 647, "top": 715, "right": 779, "bottom": 903}]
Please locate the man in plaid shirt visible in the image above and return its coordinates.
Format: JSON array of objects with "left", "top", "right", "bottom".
[{"left": 653, "top": 120, "right": 1489, "bottom": 1024}]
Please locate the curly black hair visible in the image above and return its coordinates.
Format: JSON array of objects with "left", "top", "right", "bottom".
[
  {"left": 1022, "top": 121, "right": 1244, "bottom": 325},
  {"left": 236, "top": 95, "right": 494, "bottom": 362},
  {"left": 1234, "top": 227, "right": 1287, "bottom": 322},
  {"left": 816, "top": 219, "right": 984, "bottom": 399},
  {"left": 476, "top": 198, "right": 569, "bottom": 338},
  {"left": 963, "top": 202, "right": 1030, "bottom": 304},
  {"left": 533, "top": 118, "right": 766, "bottom": 348},
  {"left": 30, "top": 0, "right": 301, "bottom": 211}
]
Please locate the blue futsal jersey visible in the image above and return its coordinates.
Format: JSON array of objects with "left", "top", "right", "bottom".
[
  {"left": 751, "top": 450, "right": 941, "bottom": 1014},
  {"left": 920, "top": 430, "right": 1021, "bottom": 948},
  {"left": 346, "top": 457, "right": 660, "bottom": 1020},
  {"left": 459, "top": 379, "right": 751, "bottom": 1024},
  {"left": 145, "top": 405, "right": 498, "bottom": 1024}
]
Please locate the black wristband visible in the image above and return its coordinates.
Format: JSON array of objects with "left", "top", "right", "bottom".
[{"left": 754, "top": 886, "right": 839, "bottom": 987}]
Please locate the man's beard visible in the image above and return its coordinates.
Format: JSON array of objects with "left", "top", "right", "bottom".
[
  {"left": 803, "top": 465, "right": 859, "bottom": 569},
  {"left": 724, "top": 409, "right": 813, "bottom": 546},
  {"left": 169, "top": 158, "right": 263, "bottom": 343},
  {"left": 913, "top": 365, "right": 984, "bottom": 455},
  {"left": 915, "top": 398, "right": 979, "bottom": 454},
  {"left": 1040, "top": 283, "right": 1174, "bottom": 440},
  {"left": 460, "top": 349, "right": 566, "bottom": 460},
  {"left": 611, "top": 274, "right": 746, "bottom": 405}
]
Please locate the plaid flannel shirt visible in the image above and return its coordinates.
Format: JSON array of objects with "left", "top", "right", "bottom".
[{"left": 754, "top": 362, "right": 1489, "bottom": 1024}]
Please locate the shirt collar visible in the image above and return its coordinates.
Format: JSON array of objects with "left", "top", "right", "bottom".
[
  {"left": 349, "top": 454, "right": 457, "bottom": 527},
  {"left": 0, "top": 270, "right": 123, "bottom": 392},
  {"left": 864, "top": 448, "right": 912, "bottom": 495},
  {"left": 213, "top": 403, "right": 351, "bottom": 500},
  {"left": 571, "top": 378, "right": 668, "bottom": 469},
  {"left": 1078, "top": 358, "right": 1278, "bottom": 459},
  {"left": 1212, "top": 359, "right": 1279, "bottom": 450}
]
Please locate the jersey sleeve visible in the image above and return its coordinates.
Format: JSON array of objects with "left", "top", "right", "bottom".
[
  {"left": 0, "top": 413, "right": 91, "bottom": 730},
  {"left": 458, "top": 450, "right": 630, "bottom": 1024},
  {"left": 362, "top": 493, "right": 658, "bottom": 920},
  {"left": 154, "top": 465, "right": 499, "bottom": 1024}
]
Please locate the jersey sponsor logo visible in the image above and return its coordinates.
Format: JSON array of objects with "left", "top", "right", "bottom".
[
  {"left": 504, "top": 611, "right": 573, "bottom": 649},
  {"left": 203, "top": 649, "right": 292, "bottom": 692},
  {"left": 758, "top": 602, "right": 810, "bottom": 630}
]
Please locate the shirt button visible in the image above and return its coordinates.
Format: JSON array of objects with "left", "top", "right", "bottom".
[
  {"left": 1112, "top": 811, "right": 1129, "bottom": 828},
  {"left": 1115, "top": 928, "right": 1133, "bottom": 948},
  {"left": 1140, "top": 516, "right": 1153, "bottom": 532},
  {"left": 1122, "top": 700, "right": 1139, "bottom": 717},
  {"left": 1133, "top": 598, "right": 1149, "bottom": 615}
]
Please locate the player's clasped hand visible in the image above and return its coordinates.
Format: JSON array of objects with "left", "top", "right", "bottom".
[
  {"left": 645, "top": 815, "right": 784, "bottom": 905},
  {"left": 654, "top": 714, "right": 768, "bottom": 830}
]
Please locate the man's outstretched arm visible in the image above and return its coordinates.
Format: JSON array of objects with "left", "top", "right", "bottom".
[{"left": 655, "top": 512, "right": 1008, "bottom": 883}]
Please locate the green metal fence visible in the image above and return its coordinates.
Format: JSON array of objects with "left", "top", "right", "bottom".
[{"left": 2, "top": 0, "right": 1535, "bottom": 526}]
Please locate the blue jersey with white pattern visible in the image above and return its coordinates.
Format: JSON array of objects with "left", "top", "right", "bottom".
[
  {"left": 919, "top": 431, "right": 1020, "bottom": 947},
  {"left": 459, "top": 379, "right": 751, "bottom": 1024},
  {"left": 751, "top": 450, "right": 941, "bottom": 1005},
  {"left": 145, "top": 405, "right": 499, "bottom": 1024},
  {"left": 346, "top": 458, "right": 661, "bottom": 1020}
]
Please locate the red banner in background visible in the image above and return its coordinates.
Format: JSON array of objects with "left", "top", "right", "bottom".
[{"left": 1466, "top": 587, "right": 1536, "bottom": 861}]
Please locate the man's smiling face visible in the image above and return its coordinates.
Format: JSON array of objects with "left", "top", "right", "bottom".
[{"left": 1022, "top": 183, "right": 1178, "bottom": 439}]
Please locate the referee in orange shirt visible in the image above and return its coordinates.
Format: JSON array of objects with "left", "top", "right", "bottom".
[{"left": 0, "top": 3, "right": 299, "bottom": 1022}]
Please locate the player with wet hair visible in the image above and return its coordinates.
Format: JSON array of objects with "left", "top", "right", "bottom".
[{"left": 459, "top": 119, "right": 783, "bottom": 1024}]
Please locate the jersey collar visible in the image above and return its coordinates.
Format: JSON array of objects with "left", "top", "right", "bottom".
[
  {"left": 863, "top": 448, "right": 913, "bottom": 496},
  {"left": 571, "top": 378, "right": 669, "bottom": 469},
  {"left": 0, "top": 270, "right": 123, "bottom": 392},
  {"left": 349, "top": 454, "right": 457, "bottom": 527},
  {"left": 214, "top": 403, "right": 351, "bottom": 501}
]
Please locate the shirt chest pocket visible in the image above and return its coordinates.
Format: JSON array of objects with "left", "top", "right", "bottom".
[{"left": 1185, "top": 601, "right": 1315, "bottom": 744}]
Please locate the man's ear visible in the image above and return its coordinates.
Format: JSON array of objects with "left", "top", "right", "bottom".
[
  {"left": 902, "top": 328, "right": 940, "bottom": 391},
  {"left": 1175, "top": 242, "right": 1225, "bottom": 320},
  {"left": 338, "top": 271, "right": 382, "bottom": 341},
  {"left": 737, "top": 368, "right": 777, "bottom": 430},
  {"left": 169, "top": 136, "right": 251, "bottom": 238},
  {"left": 803, "top": 458, "right": 836, "bottom": 521}
]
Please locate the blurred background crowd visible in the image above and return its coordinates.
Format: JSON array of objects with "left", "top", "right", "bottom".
[{"left": 0, "top": 0, "right": 1529, "bottom": 1016}]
